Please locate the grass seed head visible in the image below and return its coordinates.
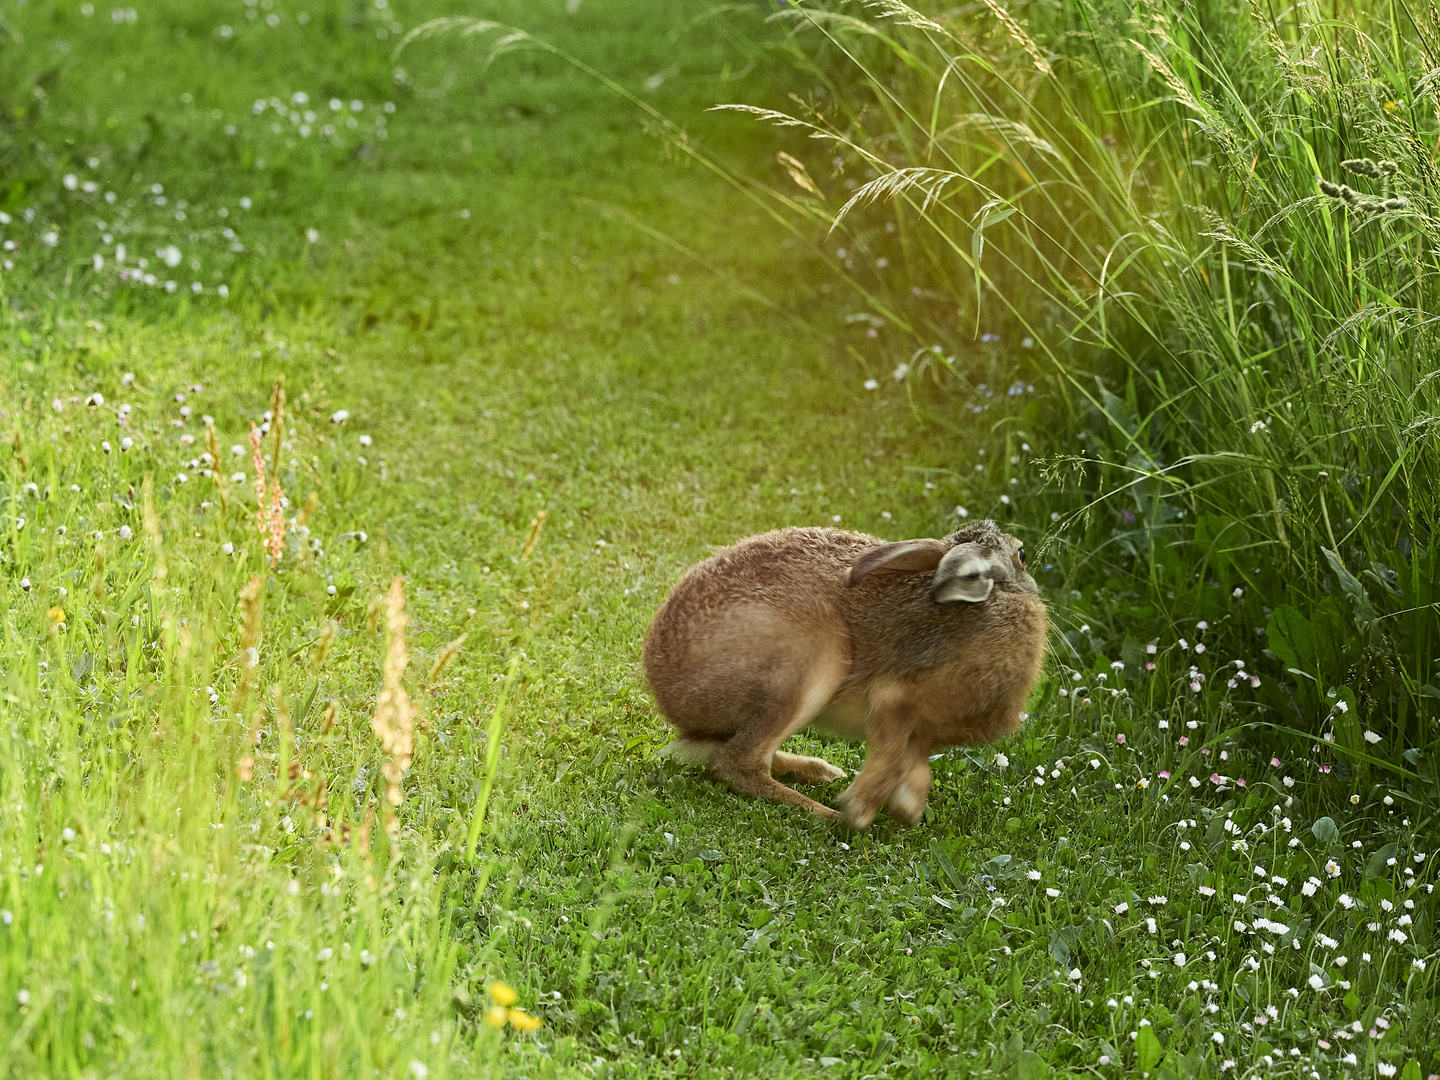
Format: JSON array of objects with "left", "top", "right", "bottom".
[
  {"left": 371, "top": 577, "right": 417, "bottom": 822},
  {"left": 520, "top": 508, "right": 547, "bottom": 561},
  {"left": 90, "top": 540, "right": 106, "bottom": 599},
  {"left": 10, "top": 427, "right": 28, "bottom": 478},
  {"left": 298, "top": 490, "right": 319, "bottom": 528},
  {"left": 142, "top": 475, "right": 166, "bottom": 593},
  {"left": 427, "top": 633, "right": 467, "bottom": 685},
  {"left": 311, "top": 620, "right": 339, "bottom": 672},
  {"left": 268, "top": 375, "right": 286, "bottom": 467},
  {"left": 205, "top": 418, "right": 229, "bottom": 512}
]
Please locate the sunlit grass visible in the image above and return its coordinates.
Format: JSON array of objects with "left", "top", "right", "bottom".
[{"left": 0, "top": 0, "right": 1436, "bottom": 1076}]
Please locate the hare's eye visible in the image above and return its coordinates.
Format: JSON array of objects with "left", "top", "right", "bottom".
[{"left": 1017, "top": 545, "right": 1026, "bottom": 566}]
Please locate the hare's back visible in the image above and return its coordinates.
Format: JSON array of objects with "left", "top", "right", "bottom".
[
  {"left": 643, "top": 528, "right": 870, "bottom": 729},
  {"left": 660, "top": 527, "right": 875, "bottom": 618}
]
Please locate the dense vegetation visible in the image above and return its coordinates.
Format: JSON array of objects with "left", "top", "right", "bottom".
[{"left": 735, "top": 0, "right": 1439, "bottom": 780}]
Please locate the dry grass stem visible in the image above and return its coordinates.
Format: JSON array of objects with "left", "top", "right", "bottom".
[{"left": 521, "top": 509, "right": 548, "bottom": 561}]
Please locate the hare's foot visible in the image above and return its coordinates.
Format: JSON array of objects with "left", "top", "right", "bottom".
[
  {"left": 771, "top": 751, "right": 847, "bottom": 784},
  {"left": 711, "top": 751, "right": 840, "bottom": 819},
  {"left": 837, "top": 759, "right": 929, "bottom": 829},
  {"left": 886, "top": 755, "right": 933, "bottom": 825},
  {"left": 836, "top": 782, "right": 882, "bottom": 830}
]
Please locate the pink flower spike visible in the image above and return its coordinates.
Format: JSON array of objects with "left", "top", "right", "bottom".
[
  {"left": 1210, "top": 773, "right": 1221, "bottom": 784},
  {"left": 1159, "top": 771, "right": 1171, "bottom": 779},
  {"left": 1321, "top": 765, "right": 1332, "bottom": 774},
  {"left": 1249, "top": 676, "right": 1260, "bottom": 687},
  {"left": 1145, "top": 662, "right": 1156, "bottom": 671},
  {"left": 1200, "top": 748, "right": 1211, "bottom": 756},
  {"left": 1236, "top": 778, "right": 1246, "bottom": 787},
  {"left": 1178, "top": 736, "right": 1189, "bottom": 746},
  {"left": 1116, "top": 734, "right": 1126, "bottom": 745},
  {"left": 1271, "top": 757, "right": 1282, "bottom": 768}
]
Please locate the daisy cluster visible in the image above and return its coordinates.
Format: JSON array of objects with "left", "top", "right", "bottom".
[
  {"left": 249, "top": 92, "right": 396, "bottom": 148},
  {"left": 0, "top": 160, "right": 256, "bottom": 298},
  {"left": 1, "top": 1, "right": 405, "bottom": 303},
  {"left": 978, "top": 656, "right": 1437, "bottom": 1076}
]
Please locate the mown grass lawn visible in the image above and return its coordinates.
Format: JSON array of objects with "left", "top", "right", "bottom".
[{"left": 1, "top": 1, "right": 1435, "bottom": 1077}]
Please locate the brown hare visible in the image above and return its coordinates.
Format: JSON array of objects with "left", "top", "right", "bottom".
[{"left": 643, "top": 521, "right": 1047, "bottom": 828}]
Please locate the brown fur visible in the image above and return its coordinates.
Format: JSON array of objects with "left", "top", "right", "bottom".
[{"left": 643, "top": 522, "right": 1047, "bottom": 827}]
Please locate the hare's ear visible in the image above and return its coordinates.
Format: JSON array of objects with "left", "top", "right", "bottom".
[
  {"left": 846, "top": 539, "right": 947, "bottom": 587},
  {"left": 930, "top": 542, "right": 1010, "bottom": 603}
]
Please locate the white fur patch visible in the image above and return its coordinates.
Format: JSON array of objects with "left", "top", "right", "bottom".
[{"left": 659, "top": 739, "right": 718, "bottom": 766}]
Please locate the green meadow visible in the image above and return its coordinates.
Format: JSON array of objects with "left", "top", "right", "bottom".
[{"left": 0, "top": 0, "right": 1434, "bottom": 1076}]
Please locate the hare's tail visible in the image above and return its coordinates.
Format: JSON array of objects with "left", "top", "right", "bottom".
[{"left": 658, "top": 736, "right": 725, "bottom": 767}]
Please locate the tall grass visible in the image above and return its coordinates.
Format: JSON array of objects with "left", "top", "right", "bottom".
[
  {"left": 0, "top": 356, "right": 520, "bottom": 1074},
  {"left": 735, "top": 0, "right": 1440, "bottom": 775}
]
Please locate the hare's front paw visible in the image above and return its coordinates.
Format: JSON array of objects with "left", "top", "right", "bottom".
[
  {"left": 887, "top": 780, "right": 927, "bottom": 825},
  {"left": 836, "top": 784, "right": 879, "bottom": 830}
]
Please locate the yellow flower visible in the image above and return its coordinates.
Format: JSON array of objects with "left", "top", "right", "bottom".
[
  {"left": 1384, "top": 100, "right": 1399, "bottom": 112},
  {"left": 488, "top": 981, "right": 517, "bottom": 1007},
  {"left": 484, "top": 1005, "right": 508, "bottom": 1028},
  {"left": 507, "top": 1008, "right": 542, "bottom": 1032},
  {"left": 48, "top": 606, "right": 65, "bottom": 624}
]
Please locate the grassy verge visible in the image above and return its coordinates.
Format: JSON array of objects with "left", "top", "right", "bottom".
[{"left": 1, "top": 0, "right": 1436, "bottom": 1077}]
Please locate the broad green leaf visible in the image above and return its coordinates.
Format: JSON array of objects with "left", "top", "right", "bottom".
[
  {"left": 1267, "top": 605, "right": 1315, "bottom": 673},
  {"left": 1321, "top": 547, "right": 1379, "bottom": 626},
  {"left": 1135, "top": 1025, "right": 1164, "bottom": 1071}
]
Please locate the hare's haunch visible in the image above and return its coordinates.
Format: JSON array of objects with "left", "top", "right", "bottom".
[{"left": 643, "top": 522, "right": 1047, "bottom": 828}]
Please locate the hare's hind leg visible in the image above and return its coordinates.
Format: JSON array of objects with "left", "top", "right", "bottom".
[
  {"left": 771, "top": 751, "right": 846, "bottom": 784},
  {"left": 708, "top": 652, "right": 847, "bottom": 819}
]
